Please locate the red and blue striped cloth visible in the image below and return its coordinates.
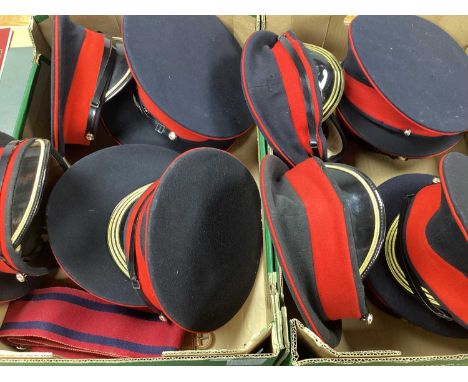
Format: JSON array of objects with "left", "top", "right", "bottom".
[{"left": 0, "top": 287, "right": 185, "bottom": 359}]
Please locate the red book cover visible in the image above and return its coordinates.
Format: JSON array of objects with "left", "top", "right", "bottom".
[{"left": 0, "top": 28, "right": 12, "bottom": 79}]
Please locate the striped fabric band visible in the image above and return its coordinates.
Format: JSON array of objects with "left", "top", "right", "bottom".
[{"left": 0, "top": 287, "right": 185, "bottom": 359}]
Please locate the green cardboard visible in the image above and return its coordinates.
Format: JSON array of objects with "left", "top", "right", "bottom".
[{"left": 0, "top": 46, "right": 37, "bottom": 138}]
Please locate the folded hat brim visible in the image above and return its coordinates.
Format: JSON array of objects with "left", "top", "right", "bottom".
[
  {"left": 46, "top": 145, "right": 179, "bottom": 307},
  {"left": 101, "top": 81, "right": 234, "bottom": 151},
  {"left": 403, "top": 181, "right": 468, "bottom": 329},
  {"left": 260, "top": 155, "right": 341, "bottom": 347},
  {"left": 1, "top": 138, "right": 67, "bottom": 302},
  {"left": 403, "top": 153, "right": 468, "bottom": 328},
  {"left": 261, "top": 155, "right": 383, "bottom": 347},
  {"left": 2, "top": 139, "right": 65, "bottom": 277},
  {"left": 242, "top": 30, "right": 324, "bottom": 166},
  {"left": 337, "top": 97, "right": 462, "bottom": 158},
  {"left": 366, "top": 173, "right": 468, "bottom": 338}
]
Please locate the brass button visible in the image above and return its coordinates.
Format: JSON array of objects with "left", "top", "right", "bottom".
[{"left": 196, "top": 332, "right": 214, "bottom": 350}]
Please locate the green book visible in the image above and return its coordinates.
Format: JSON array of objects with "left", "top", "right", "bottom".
[{"left": 0, "top": 18, "right": 40, "bottom": 139}]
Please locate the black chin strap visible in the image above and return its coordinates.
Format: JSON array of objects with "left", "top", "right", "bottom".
[
  {"left": 85, "top": 38, "right": 117, "bottom": 141},
  {"left": 132, "top": 91, "right": 177, "bottom": 141},
  {"left": 397, "top": 196, "right": 454, "bottom": 322},
  {"left": 124, "top": 192, "right": 166, "bottom": 320}
]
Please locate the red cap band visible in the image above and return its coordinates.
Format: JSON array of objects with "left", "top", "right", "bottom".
[{"left": 285, "top": 159, "right": 362, "bottom": 321}]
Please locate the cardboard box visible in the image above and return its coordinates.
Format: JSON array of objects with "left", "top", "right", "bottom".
[
  {"left": 0, "top": 133, "right": 285, "bottom": 366},
  {"left": 0, "top": 15, "right": 286, "bottom": 366},
  {"left": 262, "top": 15, "right": 468, "bottom": 366},
  {"left": 0, "top": 16, "right": 50, "bottom": 139},
  {"left": 0, "top": 15, "right": 467, "bottom": 366}
]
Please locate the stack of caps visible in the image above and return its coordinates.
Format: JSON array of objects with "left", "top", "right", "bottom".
[
  {"left": 52, "top": 16, "right": 253, "bottom": 156},
  {"left": 367, "top": 152, "right": 468, "bottom": 338},
  {"left": 241, "top": 28, "right": 386, "bottom": 347},
  {"left": 241, "top": 30, "right": 345, "bottom": 166},
  {"left": 337, "top": 16, "right": 468, "bottom": 158},
  {"left": 260, "top": 154, "right": 385, "bottom": 347},
  {"left": 0, "top": 133, "right": 67, "bottom": 302},
  {"left": 46, "top": 145, "right": 263, "bottom": 332}
]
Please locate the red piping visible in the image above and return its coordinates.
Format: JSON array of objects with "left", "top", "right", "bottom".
[
  {"left": 439, "top": 155, "right": 468, "bottom": 241},
  {"left": 271, "top": 41, "right": 312, "bottom": 156},
  {"left": 0, "top": 142, "right": 31, "bottom": 274},
  {"left": 344, "top": 73, "right": 443, "bottom": 138},
  {"left": 405, "top": 184, "right": 468, "bottom": 325},
  {"left": 285, "top": 159, "right": 362, "bottom": 320},
  {"left": 336, "top": 105, "right": 461, "bottom": 159},
  {"left": 62, "top": 29, "right": 104, "bottom": 146},
  {"left": 241, "top": 34, "right": 294, "bottom": 167},
  {"left": 347, "top": 22, "right": 459, "bottom": 137},
  {"left": 121, "top": 19, "right": 247, "bottom": 143},
  {"left": 260, "top": 156, "right": 323, "bottom": 340},
  {"left": 285, "top": 32, "right": 323, "bottom": 157},
  {"left": 133, "top": 147, "right": 224, "bottom": 333},
  {"left": 52, "top": 16, "right": 60, "bottom": 151}
]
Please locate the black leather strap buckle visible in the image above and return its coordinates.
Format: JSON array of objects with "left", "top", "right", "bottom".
[
  {"left": 125, "top": 202, "right": 165, "bottom": 317},
  {"left": 153, "top": 120, "right": 168, "bottom": 135},
  {"left": 131, "top": 276, "right": 141, "bottom": 290},
  {"left": 133, "top": 92, "right": 174, "bottom": 139},
  {"left": 126, "top": 230, "right": 140, "bottom": 291},
  {"left": 85, "top": 38, "right": 117, "bottom": 141},
  {"left": 90, "top": 99, "right": 101, "bottom": 110},
  {"left": 309, "top": 138, "right": 322, "bottom": 158}
]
